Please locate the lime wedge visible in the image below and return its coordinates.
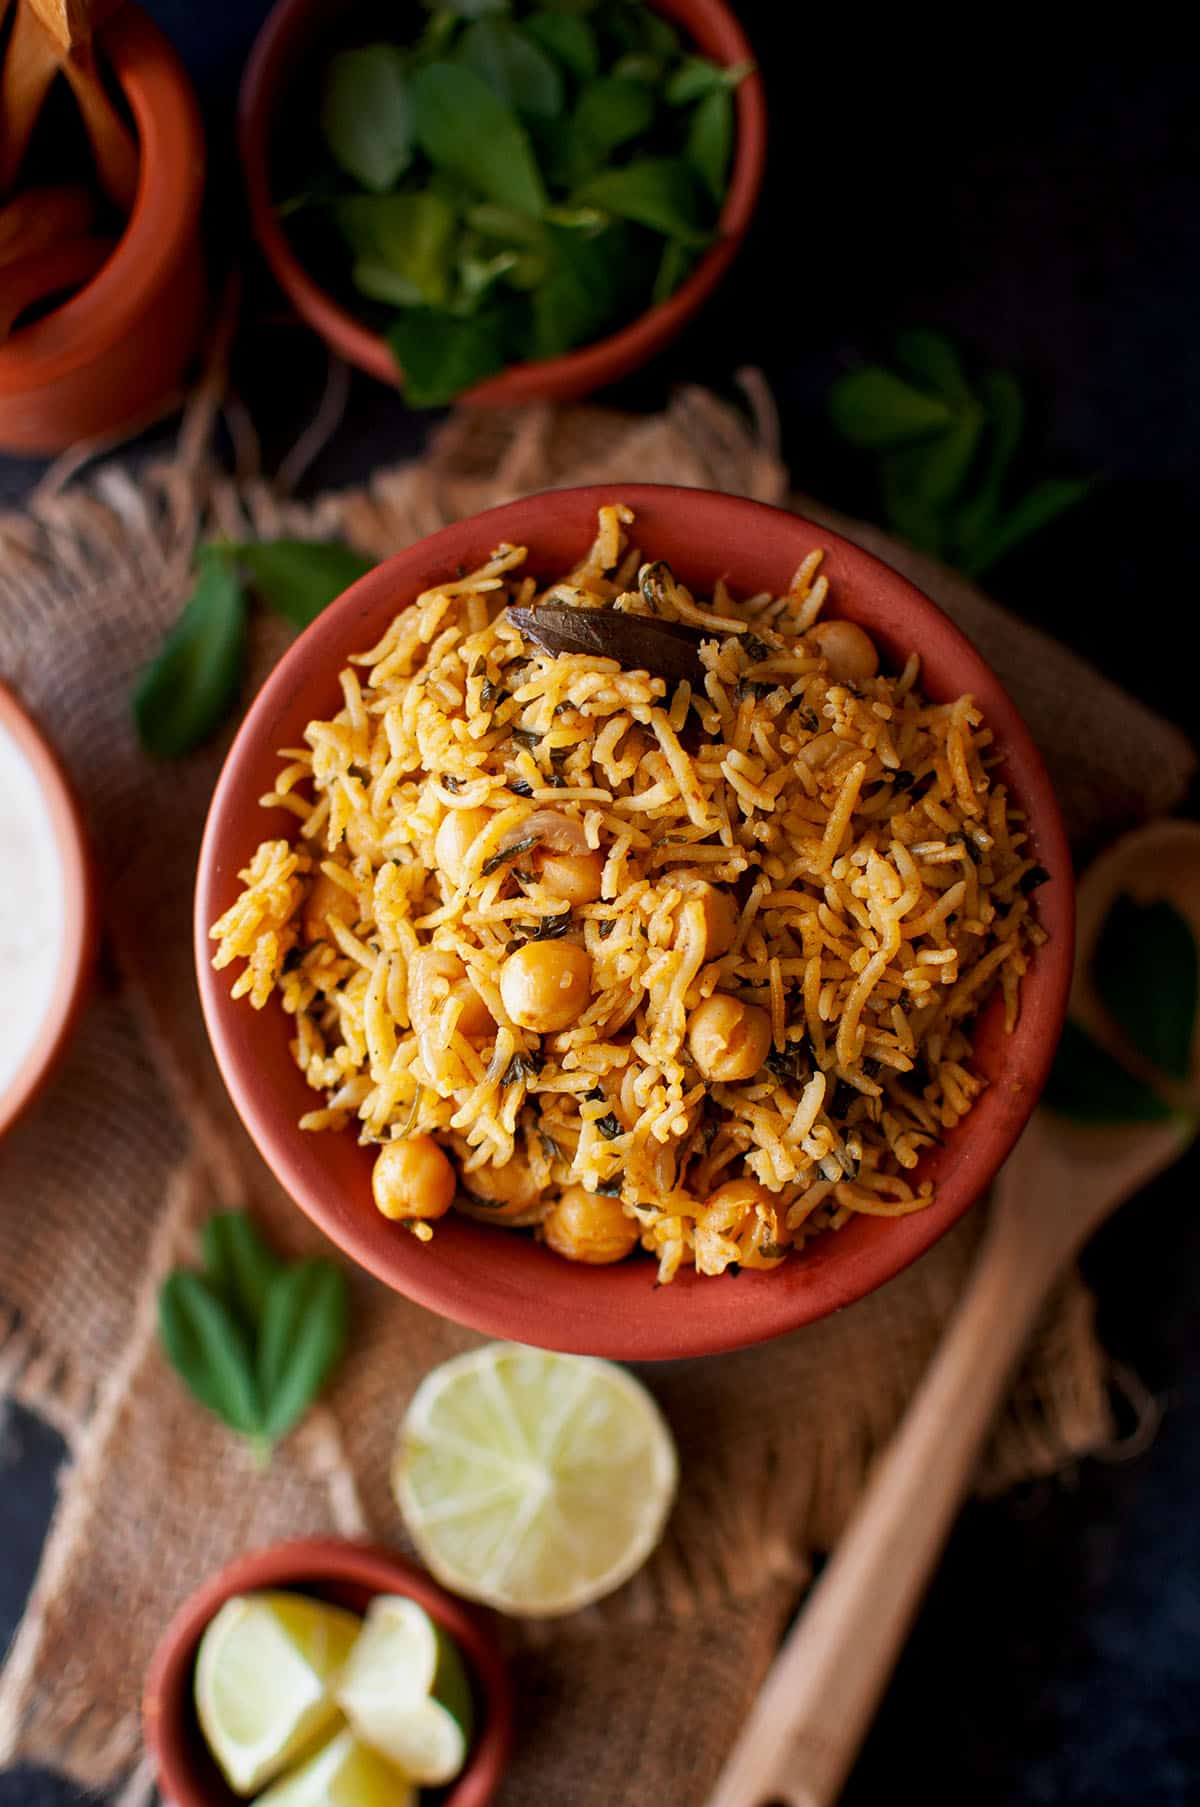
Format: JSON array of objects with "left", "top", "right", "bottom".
[
  {"left": 194, "top": 1592, "right": 360, "bottom": 1796},
  {"left": 393, "top": 1342, "right": 678, "bottom": 1617},
  {"left": 255, "top": 1728, "right": 416, "bottom": 1807},
  {"left": 334, "top": 1595, "right": 473, "bottom": 1785}
]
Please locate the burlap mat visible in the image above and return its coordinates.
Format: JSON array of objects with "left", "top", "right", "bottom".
[{"left": 0, "top": 385, "right": 1194, "bottom": 1806}]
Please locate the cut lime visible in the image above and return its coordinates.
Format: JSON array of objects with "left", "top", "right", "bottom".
[
  {"left": 254, "top": 1728, "right": 416, "bottom": 1807},
  {"left": 335, "top": 1595, "right": 473, "bottom": 1785},
  {"left": 393, "top": 1342, "right": 678, "bottom": 1617},
  {"left": 194, "top": 1592, "right": 360, "bottom": 1796}
]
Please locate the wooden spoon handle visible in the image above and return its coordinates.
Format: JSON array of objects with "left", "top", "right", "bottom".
[{"left": 706, "top": 1185, "right": 1063, "bottom": 1807}]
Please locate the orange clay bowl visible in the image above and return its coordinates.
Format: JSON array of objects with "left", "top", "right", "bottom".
[
  {"left": 143, "top": 1537, "right": 513, "bottom": 1807},
  {"left": 0, "top": 3, "right": 206, "bottom": 455},
  {"left": 195, "top": 486, "right": 1074, "bottom": 1362},
  {"left": 238, "top": 0, "right": 765, "bottom": 406},
  {"left": 0, "top": 684, "right": 96, "bottom": 1139}
]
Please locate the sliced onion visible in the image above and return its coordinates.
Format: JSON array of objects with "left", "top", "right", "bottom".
[{"left": 498, "top": 809, "right": 590, "bottom": 858}]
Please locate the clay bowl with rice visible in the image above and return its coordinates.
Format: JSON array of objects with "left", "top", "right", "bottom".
[{"left": 195, "top": 485, "right": 1073, "bottom": 1361}]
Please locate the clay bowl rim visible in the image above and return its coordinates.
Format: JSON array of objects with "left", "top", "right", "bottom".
[
  {"left": 0, "top": 683, "right": 96, "bottom": 1141},
  {"left": 142, "top": 1536, "right": 514, "bottom": 1807},
  {"left": 236, "top": 0, "right": 767, "bottom": 403},
  {"left": 194, "top": 484, "right": 1074, "bottom": 1362},
  {"left": 0, "top": 1, "right": 205, "bottom": 393}
]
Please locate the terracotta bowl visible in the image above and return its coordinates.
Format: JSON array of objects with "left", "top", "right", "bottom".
[
  {"left": 0, "top": 3, "right": 206, "bottom": 455},
  {"left": 0, "top": 684, "right": 96, "bottom": 1139},
  {"left": 238, "top": 0, "right": 766, "bottom": 406},
  {"left": 195, "top": 485, "right": 1074, "bottom": 1361},
  {"left": 143, "top": 1537, "right": 513, "bottom": 1807}
]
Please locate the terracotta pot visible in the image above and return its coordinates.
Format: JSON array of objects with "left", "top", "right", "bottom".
[
  {"left": 143, "top": 1537, "right": 513, "bottom": 1807},
  {"left": 194, "top": 486, "right": 1074, "bottom": 1361},
  {"left": 238, "top": 0, "right": 766, "bottom": 406},
  {"left": 0, "top": 683, "right": 96, "bottom": 1139},
  {"left": 0, "top": 4, "right": 206, "bottom": 454}
]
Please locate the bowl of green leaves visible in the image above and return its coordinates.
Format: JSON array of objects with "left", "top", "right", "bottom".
[{"left": 239, "top": 0, "right": 765, "bottom": 407}]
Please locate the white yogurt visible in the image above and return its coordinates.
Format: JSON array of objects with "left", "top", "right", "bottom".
[{"left": 0, "top": 716, "right": 66, "bottom": 1098}]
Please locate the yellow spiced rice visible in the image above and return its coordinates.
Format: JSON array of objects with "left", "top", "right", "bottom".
[{"left": 210, "top": 505, "right": 1047, "bottom": 1282}]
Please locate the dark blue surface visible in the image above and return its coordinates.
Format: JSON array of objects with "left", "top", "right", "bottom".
[{"left": 2, "top": 7, "right": 1198, "bottom": 1803}]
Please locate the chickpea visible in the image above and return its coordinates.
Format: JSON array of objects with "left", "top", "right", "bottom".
[
  {"left": 409, "top": 948, "right": 494, "bottom": 1039},
  {"left": 434, "top": 808, "right": 492, "bottom": 888},
  {"left": 461, "top": 1152, "right": 542, "bottom": 1221},
  {"left": 708, "top": 1177, "right": 787, "bottom": 1271},
  {"left": 690, "top": 882, "right": 739, "bottom": 957},
  {"left": 688, "top": 994, "right": 772, "bottom": 1082},
  {"left": 303, "top": 870, "right": 357, "bottom": 943},
  {"left": 544, "top": 1185, "right": 640, "bottom": 1265},
  {"left": 807, "top": 619, "right": 879, "bottom": 684},
  {"left": 499, "top": 940, "right": 592, "bottom": 1033},
  {"left": 372, "top": 1135, "right": 456, "bottom": 1222},
  {"left": 535, "top": 848, "right": 604, "bottom": 904}
]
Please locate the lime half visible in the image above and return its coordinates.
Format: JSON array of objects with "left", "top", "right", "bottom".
[
  {"left": 393, "top": 1343, "right": 678, "bottom": 1617},
  {"left": 194, "top": 1592, "right": 360, "bottom": 1796},
  {"left": 335, "top": 1595, "right": 473, "bottom": 1785},
  {"left": 255, "top": 1728, "right": 416, "bottom": 1807}
]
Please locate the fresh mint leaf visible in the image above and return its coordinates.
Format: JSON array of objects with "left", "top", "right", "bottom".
[
  {"left": 411, "top": 62, "right": 547, "bottom": 215},
  {"left": 524, "top": 9, "right": 598, "bottom": 83},
  {"left": 159, "top": 1272, "right": 263, "bottom": 1437},
  {"left": 686, "top": 85, "right": 734, "bottom": 205},
  {"left": 880, "top": 409, "right": 984, "bottom": 554},
  {"left": 1043, "top": 1019, "right": 1173, "bottom": 1124},
  {"left": 651, "top": 235, "right": 697, "bottom": 305},
  {"left": 320, "top": 45, "right": 413, "bottom": 192},
  {"left": 336, "top": 191, "right": 458, "bottom": 307},
  {"left": 529, "top": 221, "right": 641, "bottom": 358},
  {"left": 389, "top": 301, "right": 519, "bottom": 404},
  {"left": 227, "top": 540, "right": 375, "bottom": 630},
  {"left": 457, "top": 15, "right": 565, "bottom": 119},
  {"left": 133, "top": 548, "right": 246, "bottom": 758},
  {"left": 573, "top": 157, "right": 709, "bottom": 244},
  {"left": 574, "top": 74, "right": 655, "bottom": 161},
  {"left": 665, "top": 54, "right": 753, "bottom": 105},
  {"left": 828, "top": 366, "right": 957, "bottom": 450},
  {"left": 1095, "top": 894, "right": 1198, "bottom": 1082},
  {"left": 892, "top": 327, "right": 974, "bottom": 406},
  {"left": 202, "top": 1212, "right": 282, "bottom": 1338},
  {"left": 256, "top": 1260, "right": 349, "bottom": 1444},
  {"left": 959, "top": 475, "right": 1093, "bottom": 577}
]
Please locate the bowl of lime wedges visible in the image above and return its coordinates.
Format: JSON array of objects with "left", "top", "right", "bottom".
[{"left": 143, "top": 1538, "right": 512, "bottom": 1807}]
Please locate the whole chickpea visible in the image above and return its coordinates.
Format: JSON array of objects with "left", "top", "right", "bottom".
[
  {"left": 688, "top": 994, "right": 773, "bottom": 1082},
  {"left": 544, "top": 1185, "right": 640, "bottom": 1264},
  {"left": 434, "top": 808, "right": 492, "bottom": 888},
  {"left": 806, "top": 619, "right": 879, "bottom": 684},
  {"left": 460, "top": 1152, "right": 543, "bottom": 1221},
  {"left": 303, "top": 870, "right": 357, "bottom": 944},
  {"left": 535, "top": 848, "right": 604, "bottom": 904},
  {"left": 688, "top": 882, "right": 739, "bottom": 958},
  {"left": 707, "top": 1176, "right": 787, "bottom": 1270},
  {"left": 408, "top": 948, "right": 493, "bottom": 1039},
  {"left": 372, "top": 1135, "right": 456, "bottom": 1222},
  {"left": 499, "top": 940, "right": 592, "bottom": 1033}
]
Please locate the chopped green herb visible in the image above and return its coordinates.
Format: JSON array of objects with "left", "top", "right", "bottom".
[
  {"left": 595, "top": 1112, "right": 623, "bottom": 1140},
  {"left": 1018, "top": 864, "right": 1051, "bottom": 894},
  {"left": 482, "top": 834, "right": 539, "bottom": 876}
]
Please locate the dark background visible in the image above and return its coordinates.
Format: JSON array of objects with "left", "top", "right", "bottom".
[{"left": 2, "top": 7, "right": 1198, "bottom": 1803}]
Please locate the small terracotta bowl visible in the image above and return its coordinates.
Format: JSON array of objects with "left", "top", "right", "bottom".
[
  {"left": 0, "top": 3, "right": 207, "bottom": 455},
  {"left": 238, "top": 0, "right": 765, "bottom": 406},
  {"left": 195, "top": 485, "right": 1074, "bottom": 1361},
  {"left": 0, "top": 684, "right": 96, "bottom": 1139},
  {"left": 143, "top": 1537, "right": 514, "bottom": 1807}
]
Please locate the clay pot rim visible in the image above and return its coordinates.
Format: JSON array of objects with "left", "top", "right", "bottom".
[
  {"left": 0, "top": 3, "right": 205, "bottom": 391},
  {"left": 195, "top": 484, "right": 1074, "bottom": 1361},
  {"left": 0, "top": 684, "right": 96, "bottom": 1140},
  {"left": 142, "top": 1536, "right": 514, "bottom": 1807},
  {"left": 236, "top": 0, "right": 767, "bottom": 402}
]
